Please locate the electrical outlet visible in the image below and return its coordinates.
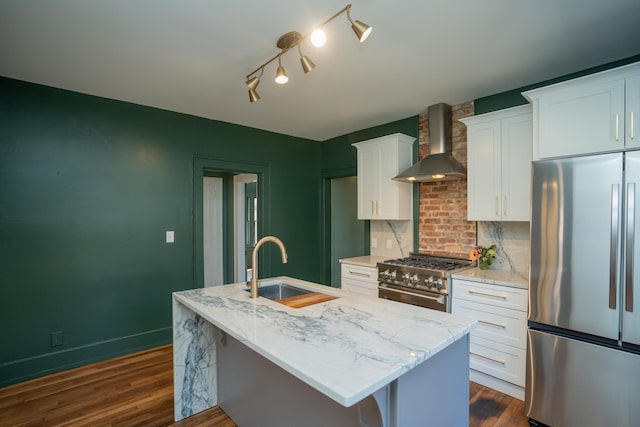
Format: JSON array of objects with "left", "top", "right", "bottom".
[
  {"left": 386, "top": 239, "right": 392, "bottom": 249},
  {"left": 51, "top": 331, "right": 63, "bottom": 347},
  {"left": 371, "top": 238, "right": 377, "bottom": 248},
  {"left": 166, "top": 231, "right": 174, "bottom": 243}
]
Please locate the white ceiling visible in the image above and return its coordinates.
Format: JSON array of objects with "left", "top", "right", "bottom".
[{"left": 1, "top": 0, "right": 639, "bottom": 141}]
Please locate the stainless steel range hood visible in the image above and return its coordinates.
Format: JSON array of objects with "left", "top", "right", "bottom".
[{"left": 394, "top": 103, "right": 466, "bottom": 183}]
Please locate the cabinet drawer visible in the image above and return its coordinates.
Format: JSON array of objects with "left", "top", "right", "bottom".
[
  {"left": 342, "top": 278, "right": 378, "bottom": 296},
  {"left": 341, "top": 264, "right": 378, "bottom": 285},
  {"left": 452, "top": 279, "right": 527, "bottom": 311},
  {"left": 469, "top": 336, "right": 526, "bottom": 387},
  {"left": 452, "top": 298, "right": 526, "bottom": 349}
]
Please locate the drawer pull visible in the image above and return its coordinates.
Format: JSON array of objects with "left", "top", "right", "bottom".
[
  {"left": 478, "top": 319, "right": 507, "bottom": 329},
  {"left": 470, "top": 351, "right": 506, "bottom": 365},
  {"left": 468, "top": 289, "right": 507, "bottom": 299},
  {"left": 349, "top": 271, "right": 371, "bottom": 278}
]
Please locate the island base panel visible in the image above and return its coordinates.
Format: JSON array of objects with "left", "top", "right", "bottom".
[
  {"left": 218, "top": 331, "right": 385, "bottom": 427},
  {"left": 173, "top": 299, "right": 218, "bottom": 421},
  {"left": 391, "top": 335, "right": 470, "bottom": 426}
]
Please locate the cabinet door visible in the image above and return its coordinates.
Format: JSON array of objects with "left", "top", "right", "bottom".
[
  {"left": 501, "top": 113, "right": 532, "bottom": 220},
  {"left": 467, "top": 120, "right": 501, "bottom": 220},
  {"left": 356, "top": 145, "right": 381, "bottom": 219},
  {"left": 538, "top": 78, "right": 625, "bottom": 158},
  {"left": 626, "top": 75, "right": 640, "bottom": 150}
]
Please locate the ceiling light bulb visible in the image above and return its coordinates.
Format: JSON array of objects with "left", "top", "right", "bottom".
[
  {"left": 310, "top": 29, "right": 327, "bottom": 47},
  {"left": 431, "top": 174, "right": 445, "bottom": 180}
]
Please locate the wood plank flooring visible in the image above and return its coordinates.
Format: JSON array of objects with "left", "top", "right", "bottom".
[{"left": 0, "top": 345, "right": 529, "bottom": 426}]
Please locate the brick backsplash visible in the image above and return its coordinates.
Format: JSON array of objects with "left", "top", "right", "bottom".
[{"left": 417, "top": 101, "right": 475, "bottom": 259}]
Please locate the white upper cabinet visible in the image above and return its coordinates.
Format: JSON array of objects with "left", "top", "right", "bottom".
[
  {"left": 352, "top": 133, "right": 415, "bottom": 220},
  {"left": 523, "top": 62, "right": 640, "bottom": 160},
  {"left": 461, "top": 105, "right": 532, "bottom": 221}
]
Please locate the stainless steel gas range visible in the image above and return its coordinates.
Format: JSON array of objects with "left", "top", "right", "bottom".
[{"left": 377, "top": 253, "right": 473, "bottom": 312}]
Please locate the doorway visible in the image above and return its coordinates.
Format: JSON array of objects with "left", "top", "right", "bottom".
[
  {"left": 194, "top": 157, "right": 271, "bottom": 288},
  {"left": 329, "top": 176, "right": 365, "bottom": 287}
]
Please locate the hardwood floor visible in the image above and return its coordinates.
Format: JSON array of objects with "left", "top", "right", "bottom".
[{"left": 0, "top": 345, "right": 529, "bottom": 426}]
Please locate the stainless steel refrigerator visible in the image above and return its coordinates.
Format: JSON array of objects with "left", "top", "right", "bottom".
[{"left": 527, "top": 152, "right": 640, "bottom": 427}]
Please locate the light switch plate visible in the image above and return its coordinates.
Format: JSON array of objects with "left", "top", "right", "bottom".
[
  {"left": 166, "top": 231, "right": 175, "bottom": 243},
  {"left": 386, "top": 239, "right": 392, "bottom": 249},
  {"left": 371, "top": 238, "right": 377, "bottom": 248}
]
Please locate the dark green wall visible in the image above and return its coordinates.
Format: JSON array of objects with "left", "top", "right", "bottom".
[
  {"left": 0, "top": 77, "right": 321, "bottom": 386},
  {"left": 475, "top": 54, "right": 640, "bottom": 114}
]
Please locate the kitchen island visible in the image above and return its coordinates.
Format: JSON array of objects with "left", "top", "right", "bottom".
[{"left": 173, "top": 277, "right": 476, "bottom": 426}]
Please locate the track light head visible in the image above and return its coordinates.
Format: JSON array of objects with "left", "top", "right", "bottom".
[
  {"left": 297, "top": 45, "right": 315, "bottom": 73},
  {"left": 346, "top": 6, "right": 372, "bottom": 42},
  {"left": 351, "top": 19, "right": 372, "bottom": 42},
  {"left": 275, "top": 57, "right": 288, "bottom": 84},
  {"left": 248, "top": 88, "right": 260, "bottom": 103}
]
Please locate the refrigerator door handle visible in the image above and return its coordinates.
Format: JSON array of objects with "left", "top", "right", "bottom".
[
  {"left": 610, "top": 184, "right": 619, "bottom": 309},
  {"left": 626, "top": 183, "right": 635, "bottom": 312}
]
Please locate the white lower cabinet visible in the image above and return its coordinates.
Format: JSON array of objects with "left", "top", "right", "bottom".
[
  {"left": 452, "top": 278, "right": 527, "bottom": 400},
  {"left": 340, "top": 263, "right": 378, "bottom": 296}
]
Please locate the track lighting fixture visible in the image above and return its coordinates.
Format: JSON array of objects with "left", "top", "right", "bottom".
[{"left": 244, "top": 3, "right": 372, "bottom": 103}]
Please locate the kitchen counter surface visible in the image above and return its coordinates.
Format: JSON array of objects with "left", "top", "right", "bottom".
[
  {"left": 339, "top": 255, "right": 389, "bottom": 268},
  {"left": 452, "top": 268, "right": 528, "bottom": 289},
  {"left": 173, "top": 276, "right": 476, "bottom": 407}
]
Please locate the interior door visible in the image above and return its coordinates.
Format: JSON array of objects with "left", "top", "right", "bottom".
[
  {"left": 623, "top": 151, "right": 640, "bottom": 346},
  {"left": 203, "top": 176, "right": 223, "bottom": 287},
  {"left": 529, "top": 153, "right": 622, "bottom": 340}
]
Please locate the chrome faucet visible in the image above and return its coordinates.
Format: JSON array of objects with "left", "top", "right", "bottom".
[{"left": 249, "top": 236, "right": 288, "bottom": 298}]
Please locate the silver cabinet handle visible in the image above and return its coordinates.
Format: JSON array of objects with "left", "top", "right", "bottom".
[
  {"left": 610, "top": 184, "right": 619, "bottom": 309},
  {"left": 470, "top": 351, "right": 505, "bottom": 365},
  {"left": 626, "top": 183, "right": 635, "bottom": 313},
  {"left": 468, "top": 289, "right": 507, "bottom": 300},
  {"left": 503, "top": 195, "right": 507, "bottom": 216},
  {"left": 371, "top": 200, "right": 375, "bottom": 215},
  {"left": 495, "top": 196, "right": 499, "bottom": 216},
  {"left": 632, "top": 111, "right": 635, "bottom": 140},
  {"left": 478, "top": 319, "right": 507, "bottom": 329},
  {"left": 616, "top": 114, "right": 620, "bottom": 141}
]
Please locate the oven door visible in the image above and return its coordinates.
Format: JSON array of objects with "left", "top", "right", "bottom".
[{"left": 379, "top": 283, "right": 448, "bottom": 312}]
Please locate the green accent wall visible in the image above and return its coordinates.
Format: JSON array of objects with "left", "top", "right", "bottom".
[
  {"left": 0, "top": 77, "right": 321, "bottom": 386},
  {"left": 475, "top": 54, "right": 640, "bottom": 114}
]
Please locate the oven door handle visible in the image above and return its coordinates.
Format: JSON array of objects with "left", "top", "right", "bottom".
[{"left": 380, "top": 286, "right": 445, "bottom": 304}]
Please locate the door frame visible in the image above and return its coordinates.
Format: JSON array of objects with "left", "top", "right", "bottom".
[
  {"left": 321, "top": 167, "right": 370, "bottom": 285},
  {"left": 194, "top": 156, "right": 271, "bottom": 288}
]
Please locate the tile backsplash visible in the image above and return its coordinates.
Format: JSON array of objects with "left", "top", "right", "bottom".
[
  {"left": 477, "top": 221, "right": 530, "bottom": 274},
  {"left": 370, "top": 220, "right": 413, "bottom": 259}
]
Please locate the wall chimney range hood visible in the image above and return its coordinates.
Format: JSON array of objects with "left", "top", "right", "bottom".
[{"left": 394, "top": 103, "right": 466, "bottom": 183}]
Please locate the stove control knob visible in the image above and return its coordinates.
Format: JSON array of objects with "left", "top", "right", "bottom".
[
  {"left": 425, "top": 276, "right": 434, "bottom": 287},
  {"left": 381, "top": 269, "right": 390, "bottom": 279},
  {"left": 410, "top": 274, "right": 419, "bottom": 284},
  {"left": 435, "top": 278, "right": 444, "bottom": 290},
  {"left": 389, "top": 271, "right": 397, "bottom": 280},
  {"left": 402, "top": 273, "right": 411, "bottom": 283}
]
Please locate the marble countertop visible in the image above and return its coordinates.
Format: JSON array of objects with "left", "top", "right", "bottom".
[
  {"left": 339, "top": 255, "right": 389, "bottom": 268},
  {"left": 173, "top": 276, "right": 476, "bottom": 407},
  {"left": 451, "top": 268, "right": 528, "bottom": 289}
]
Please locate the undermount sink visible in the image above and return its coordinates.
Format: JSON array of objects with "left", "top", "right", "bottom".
[{"left": 245, "top": 282, "right": 312, "bottom": 301}]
